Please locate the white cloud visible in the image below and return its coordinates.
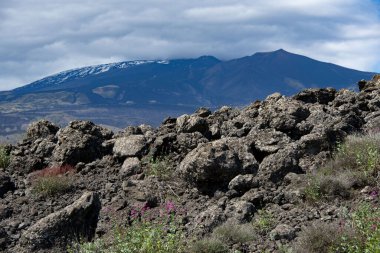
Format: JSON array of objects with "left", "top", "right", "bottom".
[{"left": 0, "top": 0, "right": 379, "bottom": 90}]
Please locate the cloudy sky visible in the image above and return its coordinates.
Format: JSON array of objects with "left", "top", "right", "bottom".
[{"left": 1, "top": 0, "right": 380, "bottom": 91}]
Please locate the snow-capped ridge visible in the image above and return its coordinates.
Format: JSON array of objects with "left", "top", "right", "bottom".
[{"left": 15, "top": 60, "right": 170, "bottom": 92}]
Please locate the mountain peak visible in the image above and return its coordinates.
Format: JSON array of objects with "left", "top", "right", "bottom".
[{"left": 273, "top": 48, "right": 288, "bottom": 53}]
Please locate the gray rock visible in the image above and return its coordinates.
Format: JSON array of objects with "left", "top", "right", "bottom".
[
  {"left": 120, "top": 157, "right": 141, "bottom": 177},
  {"left": 190, "top": 204, "right": 227, "bottom": 236},
  {"left": 258, "top": 145, "right": 302, "bottom": 183},
  {"left": 52, "top": 121, "right": 113, "bottom": 165},
  {"left": 246, "top": 129, "right": 291, "bottom": 158},
  {"left": 358, "top": 74, "right": 380, "bottom": 92},
  {"left": 228, "top": 174, "right": 259, "bottom": 194},
  {"left": 293, "top": 88, "right": 336, "bottom": 105},
  {"left": 20, "top": 191, "right": 101, "bottom": 251},
  {"left": 177, "top": 115, "right": 209, "bottom": 134},
  {"left": 113, "top": 135, "right": 147, "bottom": 158},
  {"left": 195, "top": 107, "right": 212, "bottom": 118},
  {"left": 178, "top": 138, "right": 258, "bottom": 193},
  {"left": 225, "top": 200, "right": 255, "bottom": 222},
  {"left": 26, "top": 120, "right": 59, "bottom": 141},
  {"left": 269, "top": 224, "right": 296, "bottom": 240}
]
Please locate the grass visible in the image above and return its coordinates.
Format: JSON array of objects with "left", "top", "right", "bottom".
[
  {"left": 144, "top": 156, "right": 174, "bottom": 181},
  {"left": 303, "top": 133, "right": 380, "bottom": 203},
  {"left": 252, "top": 209, "right": 275, "bottom": 235},
  {"left": 32, "top": 176, "right": 73, "bottom": 197},
  {"left": 0, "top": 144, "right": 11, "bottom": 168},
  {"left": 30, "top": 165, "right": 75, "bottom": 197}
]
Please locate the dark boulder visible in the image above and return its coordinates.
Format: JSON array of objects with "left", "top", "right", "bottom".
[
  {"left": 52, "top": 121, "right": 113, "bottom": 165},
  {"left": 293, "top": 88, "right": 336, "bottom": 105},
  {"left": 20, "top": 191, "right": 101, "bottom": 251},
  {"left": 0, "top": 171, "right": 15, "bottom": 197},
  {"left": 26, "top": 120, "right": 59, "bottom": 142},
  {"left": 178, "top": 138, "right": 258, "bottom": 193}
]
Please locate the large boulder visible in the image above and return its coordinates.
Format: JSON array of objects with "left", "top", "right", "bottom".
[
  {"left": 258, "top": 145, "right": 302, "bottom": 183},
  {"left": 293, "top": 88, "right": 336, "bottom": 105},
  {"left": 358, "top": 74, "right": 380, "bottom": 92},
  {"left": 26, "top": 120, "right": 59, "bottom": 142},
  {"left": 176, "top": 114, "right": 209, "bottom": 135},
  {"left": 177, "top": 138, "right": 258, "bottom": 193},
  {"left": 245, "top": 129, "right": 291, "bottom": 161},
  {"left": 120, "top": 157, "right": 141, "bottom": 177},
  {"left": 113, "top": 135, "right": 147, "bottom": 158},
  {"left": 52, "top": 121, "right": 113, "bottom": 165},
  {"left": 20, "top": 191, "right": 101, "bottom": 251}
]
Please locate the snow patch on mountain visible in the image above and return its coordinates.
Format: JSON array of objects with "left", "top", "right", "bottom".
[{"left": 15, "top": 60, "right": 170, "bottom": 92}]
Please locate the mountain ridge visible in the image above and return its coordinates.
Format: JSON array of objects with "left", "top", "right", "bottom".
[{"left": 0, "top": 49, "right": 377, "bottom": 141}]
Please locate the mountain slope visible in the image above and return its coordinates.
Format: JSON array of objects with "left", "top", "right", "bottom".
[
  {"left": 201, "top": 49, "right": 374, "bottom": 104},
  {"left": 0, "top": 49, "right": 376, "bottom": 141}
]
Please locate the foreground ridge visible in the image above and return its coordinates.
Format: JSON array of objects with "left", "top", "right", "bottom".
[{"left": 1, "top": 75, "right": 380, "bottom": 252}]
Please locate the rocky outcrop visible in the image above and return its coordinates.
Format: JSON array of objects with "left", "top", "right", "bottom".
[{"left": 1, "top": 75, "right": 380, "bottom": 252}]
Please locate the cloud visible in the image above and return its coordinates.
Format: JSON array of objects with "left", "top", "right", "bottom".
[{"left": 0, "top": 0, "right": 379, "bottom": 90}]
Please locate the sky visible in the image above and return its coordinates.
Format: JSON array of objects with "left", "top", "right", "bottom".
[{"left": 0, "top": 0, "right": 380, "bottom": 91}]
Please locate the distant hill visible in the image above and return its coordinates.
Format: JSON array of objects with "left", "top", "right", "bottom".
[{"left": 0, "top": 49, "right": 376, "bottom": 141}]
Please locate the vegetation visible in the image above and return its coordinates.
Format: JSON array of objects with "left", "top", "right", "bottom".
[
  {"left": 334, "top": 203, "right": 380, "bottom": 252},
  {"left": 252, "top": 209, "right": 275, "bottom": 235},
  {"left": 293, "top": 221, "right": 343, "bottom": 253},
  {"left": 144, "top": 156, "right": 175, "bottom": 181},
  {"left": 303, "top": 133, "right": 380, "bottom": 202},
  {"left": 296, "top": 133, "right": 380, "bottom": 252},
  {"left": 212, "top": 221, "right": 256, "bottom": 246},
  {"left": 31, "top": 165, "right": 75, "bottom": 197},
  {"left": 69, "top": 201, "right": 185, "bottom": 253},
  {"left": 187, "top": 238, "right": 229, "bottom": 253},
  {"left": 188, "top": 221, "right": 255, "bottom": 253},
  {"left": 294, "top": 203, "right": 380, "bottom": 253},
  {"left": 0, "top": 144, "right": 11, "bottom": 168}
]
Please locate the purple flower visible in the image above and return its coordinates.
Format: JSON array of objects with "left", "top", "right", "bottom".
[
  {"left": 370, "top": 190, "right": 379, "bottom": 198},
  {"left": 165, "top": 201, "right": 176, "bottom": 214}
]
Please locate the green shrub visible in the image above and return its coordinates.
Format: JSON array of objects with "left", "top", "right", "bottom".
[
  {"left": 187, "top": 238, "right": 229, "bottom": 253},
  {"left": 334, "top": 203, "right": 380, "bottom": 252},
  {"left": 335, "top": 134, "right": 380, "bottom": 176},
  {"left": 293, "top": 221, "right": 341, "bottom": 253},
  {"left": 30, "top": 165, "right": 75, "bottom": 197},
  {"left": 303, "top": 175, "right": 322, "bottom": 203},
  {"left": 145, "top": 157, "right": 174, "bottom": 181},
  {"left": 186, "top": 221, "right": 255, "bottom": 253},
  {"left": 0, "top": 145, "right": 10, "bottom": 168},
  {"left": 32, "top": 175, "right": 72, "bottom": 197},
  {"left": 212, "top": 221, "right": 256, "bottom": 245},
  {"left": 252, "top": 209, "right": 275, "bottom": 235}
]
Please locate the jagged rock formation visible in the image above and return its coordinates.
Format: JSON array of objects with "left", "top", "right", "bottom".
[{"left": 0, "top": 75, "right": 380, "bottom": 252}]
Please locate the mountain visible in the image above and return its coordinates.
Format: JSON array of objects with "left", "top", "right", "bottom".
[{"left": 0, "top": 49, "right": 376, "bottom": 141}]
